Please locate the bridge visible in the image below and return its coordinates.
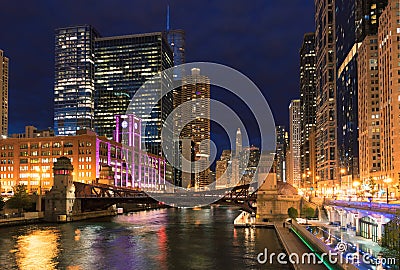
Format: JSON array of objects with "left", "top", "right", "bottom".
[{"left": 73, "top": 182, "right": 257, "bottom": 212}]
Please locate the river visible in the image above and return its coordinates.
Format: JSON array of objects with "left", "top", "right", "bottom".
[{"left": 0, "top": 207, "right": 291, "bottom": 270}]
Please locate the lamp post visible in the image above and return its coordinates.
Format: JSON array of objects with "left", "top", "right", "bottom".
[
  {"left": 315, "top": 175, "right": 320, "bottom": 197},
  {"left": 36, "top": 167, "right": 47, "bottom": 212},
  {"left": 353, "top": 180, "right": 361, "bottom": 201},
  {"left": 383, "top": 178, "right": 392, "bottom": 204}
]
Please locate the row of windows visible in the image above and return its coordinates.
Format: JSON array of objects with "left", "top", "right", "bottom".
[
  {"left": 20, "top": 150, "right": 74, "bottom": 156},
  {"left": 16, "top": 141, "right": 93, "bottom": 149}
]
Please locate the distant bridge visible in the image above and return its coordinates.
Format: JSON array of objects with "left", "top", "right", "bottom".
[{"left": 73, "top": 182, "right": 257, "bottom": 212}]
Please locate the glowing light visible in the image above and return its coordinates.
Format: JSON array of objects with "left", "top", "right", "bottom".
[
  {"left": 14, "top": 230, "right": 60, "bottom": 270},
  {"left": 353, "top": 181, "right": 361, "bottom": 187}
]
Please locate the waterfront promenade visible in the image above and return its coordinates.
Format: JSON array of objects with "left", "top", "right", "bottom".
[{"left": 274, "top": 222, "right": 328, "bottom": 270}]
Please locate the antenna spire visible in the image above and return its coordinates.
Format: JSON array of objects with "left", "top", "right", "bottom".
[{"left": 166, "top": 5, "right": 170, "bottom": 31}]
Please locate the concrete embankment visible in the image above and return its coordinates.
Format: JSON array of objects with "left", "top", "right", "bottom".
[
  {"left": 0, "top": 212, "right": 44, "bottom": 227},
  {"left": 68, "top": 209, "right": 117, "bottom": 222}
]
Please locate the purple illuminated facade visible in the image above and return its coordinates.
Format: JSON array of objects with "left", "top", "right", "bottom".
[
  {"left": 0, "top": 115, "right": 165, "bottom": 194},
  {"left": 113, "top": 114, "right": 166, "bottom": 190}
]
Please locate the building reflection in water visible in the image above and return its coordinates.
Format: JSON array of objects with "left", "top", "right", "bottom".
[{"left": 14, "top": 229, "right": 60, "bottom": 270}]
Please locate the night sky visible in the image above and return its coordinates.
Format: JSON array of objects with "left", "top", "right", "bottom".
[{"left": 0, "top": 0, "right": 314, "bottom": 148}]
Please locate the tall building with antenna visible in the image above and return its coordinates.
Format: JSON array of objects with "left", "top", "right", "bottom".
[{"left": 164, "top": 5, "right": 185, "bottom": 77}]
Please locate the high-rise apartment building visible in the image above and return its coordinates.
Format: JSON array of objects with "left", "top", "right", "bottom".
[
  {"left": 336, "top": 0, "right": 360, "bottom": 180},
  {"left": 275, "top": 126, "right": 288, "bottom": 182},
  {"left": 336, "top": 0, "right": 387, "bottom": 182},
  {"left": 355, "top": 0, "right": 388, "bottom": 42},
  {"left": 358, "top": 35, "right": 381, "bottom": 182},
  {"left": 0, "top": 50, "right": 8, "bottom": 136},
  {"left": 241, "top": 146, "right": 261, "bottom": 184},
  {"left": 336, "top": 0, "right": 387, "bottom": 181},
  {"left": 378, "top": 0, "right": 400, "bottom": 196},
  {"left": 54, "top": 25, "right": 99, "bottom": 136},
  {"left": 315, "top": 0, "right": 338, "bottom": 183},
  {"left": 299, "top": 33, "right": 316, "bottom": 180},
  {"left": 231, "top": 128, "right": 242, "bottom": 185},
  {"left": 179, "top": 68, "right": 211, "bottom": 187},
  {"left": 289, "top": 100, "right": 301, "bottom": 188},
  {"left": 216, "top": 150, "right": 231, "bottom": 188}
]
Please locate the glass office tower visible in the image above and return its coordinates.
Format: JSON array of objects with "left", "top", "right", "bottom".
[
  {"left": 94, "top": 32, "right": 173, "bottom": 157},
  {"left": 54, "top": 25, "right": 99, "bottom": 135},
  {"left": 299, "top": 33, "right": 316, "bottom": 180}
]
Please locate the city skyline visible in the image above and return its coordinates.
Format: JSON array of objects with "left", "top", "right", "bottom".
[{"left": 0, "top": 1, "right": 314, "bottom": 143}]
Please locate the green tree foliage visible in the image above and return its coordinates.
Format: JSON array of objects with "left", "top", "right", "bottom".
[
  {"left": 287, "top": 207, "right": 298, "bottom": 219},
  {"left": 302, "top": 207, "right": 315, "bottom": 219},
  {"left": 6, "top": 185, "right": 33, "bottom": 213},
  {"left": 381, "top": 212, "right": 400, "bottom": 269}
]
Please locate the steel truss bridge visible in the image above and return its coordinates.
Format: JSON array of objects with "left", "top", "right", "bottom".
[{"left": 73, "top": 182, "right": 257, "bottom": 212}]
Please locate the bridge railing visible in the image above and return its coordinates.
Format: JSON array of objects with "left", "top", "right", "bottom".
[{"left": 325, "top": 199, "right": 400, "bottom": 214}]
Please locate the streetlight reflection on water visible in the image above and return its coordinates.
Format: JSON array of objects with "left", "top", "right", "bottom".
[{"left": 13, "top": 229, "right": 60, "bottom": 270}]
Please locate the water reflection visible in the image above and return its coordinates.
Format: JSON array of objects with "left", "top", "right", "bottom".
[
  {"left": 0, "top": 208, "right": 290, "bottom": 270},
  {"left": 14, "top": 229, "right": 60, "bottom": 270}
]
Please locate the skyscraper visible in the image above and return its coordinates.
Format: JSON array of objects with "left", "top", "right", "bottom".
[
  {"left": 241, "top": 146, "right": 261, "bottom": 185},
  {"left": 179, "top": 68, "right": 211, "bottom": 188},
  {"left": 165, "top": 5, "right": 185, "bottom": 73},
  {"left": 0, "top": 50, "right": 8, "bottom": 136},
  {"left": 54, "top": 26, "right": 174, "bottom": 162},
  {"left": 289, "top": 100, "right": 301, "bottom": 188},
  {"left": 94, "top": 32, "right": 174, "bottom": 148},
  {"left": 378, "top": 0, "right": 400, "bottom": 197},
  {"left": 231, "top": 128, "right": 242, "bottom": 185},
  {"left": 235, "top": 128, "right": 242, "bottom": 155},
  {"left": 54, "top": 25, "right": 99, "bottom": 136},
  {"left": 358, "top": 35, "right": 381, "bottom": 182},
  {"left": 299, "top": 33, "right": 316, "bottom": 181},
  {"left": 355, "top": 0, "right": 388, "bottom": 42},
  {"left": 216, "top": 150, "right": 231, "bottom": 188},
  {"left": 336, "top": 0, "right": 387, "bottom": 181},
  {"left": 357, "top": 1, "right": 387, "bottom": 182},
  {"left": 315, "top": 0, "right": 337, "bottom": 183},
  {"left": 336, "top": 0, "right": 359, "bottom": 180},
  {"left": 275, "top": 126, "right": 288, "bottom": 182}
]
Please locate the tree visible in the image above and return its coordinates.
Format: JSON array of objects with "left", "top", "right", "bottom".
[
  {"left": 288, "top": 207, "right": 298, "bottom": 219},
  {"left": 6, "top": 185, "right": 33, "bottom": 213},
  {"left": 302, "top": 207, "right": 315, "bottom": 219},
  {"left": 380, "top": 211, "right": 400, "bottom": 269},
  {"left": 0, "top": 196, "right": 5, "bottom": 211},
  {"left": 366, "top": 177, "right": 378, "bottom": 198}
]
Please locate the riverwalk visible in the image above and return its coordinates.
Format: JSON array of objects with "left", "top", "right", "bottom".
[{"left": 274, "top": 222, "right": 331, "bottom": 270}]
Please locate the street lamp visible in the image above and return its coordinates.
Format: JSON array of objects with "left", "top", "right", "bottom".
[
  {"left": 383, "top": 178, "right": 392, "bottom": 204},
  {"left": 353, "top": 180, "right": 361, "bottom": 200},
  {"left": 35, "top": 167, "right": 47, "bottom": 212}
]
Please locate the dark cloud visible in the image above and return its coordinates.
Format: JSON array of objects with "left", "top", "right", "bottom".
[{"left": 0, "top": 0, "right": 314, "bottom": 138}]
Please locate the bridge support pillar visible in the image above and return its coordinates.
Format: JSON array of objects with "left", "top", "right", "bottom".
[
  {"left": 44, "top": 157, "right": 77, "bottom": 222},
  {"left": 338, "top": 209, "right": 346, "bottom": 229}
]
